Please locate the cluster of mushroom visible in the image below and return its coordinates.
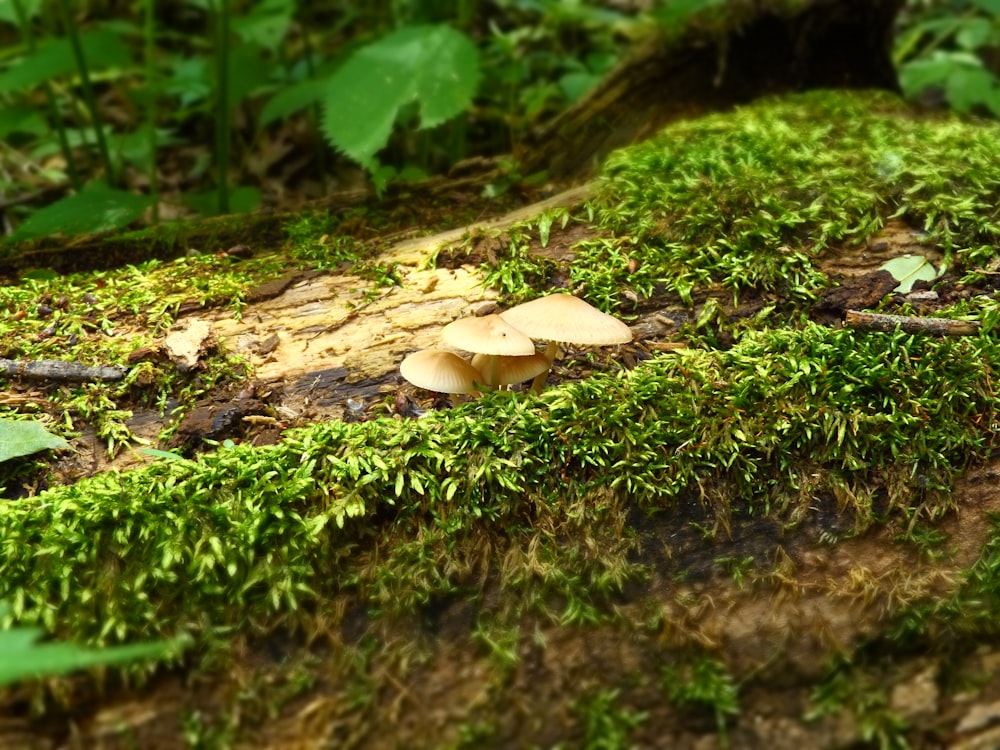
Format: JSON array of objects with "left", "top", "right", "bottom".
[{"left": 400, "top": 293, "right": 632, "bottom": 396}]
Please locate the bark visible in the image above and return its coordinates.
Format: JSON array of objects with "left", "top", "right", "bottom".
[{"left": 523, "top": 0, "right": 904, "bottom": 178}]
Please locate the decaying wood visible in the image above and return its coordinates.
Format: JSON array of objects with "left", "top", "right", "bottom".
[
  {"left": 0, "top": 358, "right": 126, "bottom": 382},
  {"left": 845, "top": 309, "right": 980, "bottom": 336},
  {"left": 524, "top": 0, "right": 903, "bottom": 178}
]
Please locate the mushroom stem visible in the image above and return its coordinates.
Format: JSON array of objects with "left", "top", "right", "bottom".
[
  {"left": 529, "top": 342, "right": 560, "bottom": 394},
  {"left": 483, "top": 353, "right": 499, "bottom": 387}
]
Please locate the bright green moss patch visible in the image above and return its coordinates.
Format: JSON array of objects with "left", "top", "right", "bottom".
[
  {"left": 2, "top": 303, "right": 998, "bottom": 646},
  {"left": 485, "top": 90, "right": 1000, "bottom": 310}
]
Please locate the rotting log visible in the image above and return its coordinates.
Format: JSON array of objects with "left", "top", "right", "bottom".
[{"left": 523, "top": 0, "right": 903, "bottom": 178}]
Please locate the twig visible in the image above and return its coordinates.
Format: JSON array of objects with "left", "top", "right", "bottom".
[
  {"left": 0, "top": 359, "right": 126, "bottom": 382},
  {"left": 845, "top": 310, "right": 979, "bottom": 336}
]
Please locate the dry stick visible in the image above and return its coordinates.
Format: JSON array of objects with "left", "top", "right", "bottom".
[
  {"left": 844, "top": 310, "right": 980, "bottom": 336},
  {"left": 0, "top": 359, "right": 126, "bottom": 383}
]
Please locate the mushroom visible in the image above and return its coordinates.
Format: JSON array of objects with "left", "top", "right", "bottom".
[
  {"left": 498, "top": 293, "right": 632, "bottom": 392},
  {"left": 399, "top": 349, "right": 482, "bottom": 394},
  {"left": 441, "top": 313, "right": 535, "bottom": 386},
  {"left": 470, "top": 351, "right": 551, "bottom": 388}
]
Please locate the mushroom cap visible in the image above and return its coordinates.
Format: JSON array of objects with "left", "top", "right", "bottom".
[
  {"left": 441, "top": 314, "right": 536, "bottom": 356},
  {"left": 400, "top": 349, "right": 481, "bottom": 394},
  {"left": 471, "top": 351, "right": 551, "bottom": 387},
  {"left": 500, "top": 294, "right": 632, "bottom": 346}
]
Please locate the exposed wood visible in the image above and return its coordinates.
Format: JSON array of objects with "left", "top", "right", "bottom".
[{"left": 845, "top": 309, "right": 980, "bottom": 336}]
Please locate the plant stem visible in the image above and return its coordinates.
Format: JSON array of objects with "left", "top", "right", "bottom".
[
  {"left": 144, "top": 0, "right": 159, "bottom": 223},
  {"left": 11, "top": 0, "right": 81, "bottom": 190},
  {"left": 213, "top": 0, "right": 231, "bottom": 214},
  {"left": 300, "top": 25, "right": 329, "bottom": 190},
  {"left": 55, "top": 0, "right": 115, "bottom": 185}
]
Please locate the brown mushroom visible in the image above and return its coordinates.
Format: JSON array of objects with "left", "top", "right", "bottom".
[
  {"left": 499, "top": 293, "right": 632, "bottom": 391},
  {"left": 399, "top": 349, "right": 481, "bottom": 394},
  {"left": 441, "top": 313, "right": 535, "bottom": 386}
]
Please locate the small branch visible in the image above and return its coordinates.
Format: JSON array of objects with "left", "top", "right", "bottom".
[
  {"left": 845, "top": 310, "right": 979, "bottom": 336},
  {"left": 0, "top": 359, "right": 126, "bottom": 382}
]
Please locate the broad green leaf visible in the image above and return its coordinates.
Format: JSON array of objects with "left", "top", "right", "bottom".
[
  {"left": 232, "top": 0, "right": 294, "bottom": 50},
  {"left": 559, "top": 71, "right": 601, "bottom": 103},
  {"left": 898, "top": 53, "right": 956, "bottom": 98},
  {"left": 0, "top": 419, "right": 70, "bottom": 463},
  {"left": 0, "top": 29, "right": 131, "bottom": 93},
  {"left": 0, "top": 0, "right": 43, "bottom": 27},
  {"left": 880, "top": 254, "right": 940, "bottom": 293},
  {"left": 182, "top": 186, "right": 261, "bottom": 216},
  {"left": 321, "top": 24, "right": 480, "bottom": 170},
  {"left": 9, "top": 183, "right": 154, "bottom": 240},
  {"left": 0, "top": 604, "right": 185, "bottom": 687},
  {"left": 259, "top": 78, "right": 327, "bottom": 126},
  {"left": 945, "top": 63, "right": 1000, "bottom": 112},
  {"left": 224, "top": 43, "right": 272, "bottom": 111},
  {"left": 973, "top": 0, "right": 1000, "bottom": 16},
  {"left": 955, "top": 17, "right": 997, "bottom": 50},
  {"left": 0, "top": 105, "right": 48, "bottom": 138},
  {"left": 653, "top": 0, "right": 724, "bottom": 28}
]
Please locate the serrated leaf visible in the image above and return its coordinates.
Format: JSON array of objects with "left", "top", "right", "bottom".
[
  {"left": 0, "top": 28, "right": 131, "bottom": 93},
  {"left": 880, "top": 254, "right": 940, "bottom": 293},
  {"left": 0, "top": 420, "right": 70, "bottom": 463},
  {"left": 321, "top": 24, "right": 479, "bottom": 170},
  {"left": 9, "top": 183, "right": 154, "bottom": 240}
]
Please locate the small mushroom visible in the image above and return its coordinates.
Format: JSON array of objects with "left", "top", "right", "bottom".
[
  {"left": 499, "top": 293, "right": 632, "bottom": 392},
  {"left": 441, "top": 313, "right": 535, "bottom": 386},
  {"left": 471, "top": 351, "right": 551, "bottom": 388},
  {"left": 399, "top": 349, "right": 481, "bottom": 394}
]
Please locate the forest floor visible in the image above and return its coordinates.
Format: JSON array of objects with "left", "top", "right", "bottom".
[{"left": 4, "top": 90, "right": 1000, "bottom": 749}]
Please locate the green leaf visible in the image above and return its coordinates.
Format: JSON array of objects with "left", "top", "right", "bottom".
[
  {"left": 0, "top": 105, "right": 48, "bottom": 138},
  {"left": 181, "top": 186, "right": 260, "bottom": 216},
  {"left": 231, "top": 0, "right": 294, "bottom": 50},
  {"left": 653, "top": 0, "right": 724, "bottom": 28},
  {"left": 880, "top": 254, "right": 940, "bottom": 293},
  {"left": 973, "top": 0, "right": 1000, "bottom": 17},
  {"left": 0, "top": 419, "right": 70, "bottom": 463},
  {"left": 0, "top": 604, "right": 185, "bottom": 687},
  {"left": 9, "top": 183, "right": 154, "bottom": 241},
  {"left": 945, "top": 63, "right": 1000, "bottom": 112},
  {"left": 259, "top": 78, "right": 328, "bottom": 126},
  {"left": 223, "top": 43, "right": 272, "bottom": 112},
  {"left": 0, "top": 28, "right": 131, "bottom": 93},
  {"left": 955, "top": 17, "right": 997, "bottom": 50},
  {"left": 321, "top": 24, "right": 480, "bottom": 170}
]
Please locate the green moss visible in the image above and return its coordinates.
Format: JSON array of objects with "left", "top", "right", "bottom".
[
  {"left": 0, "top": 210, "right": 406, "bottom": 457},
  {"left": 593, "top": 90, "right": 1000, "bottom": 304},
  {"left": 1, "top": 299, "right": 998, "bottom": 647},
  {"left": 483, "top": 91, "right": 1000, "bottom": 311}
]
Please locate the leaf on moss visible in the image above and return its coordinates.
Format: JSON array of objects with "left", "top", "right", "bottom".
[
  {"left": 880, "top": 254, "right": 940, "bottom": 293},
  {"left": 0, "top": 419, "right": 70, "bottom": 463}
]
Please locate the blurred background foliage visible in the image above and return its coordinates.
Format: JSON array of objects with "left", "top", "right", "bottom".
[{"left": 0, "top": 0, "right": 997, "bottom": 243}]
